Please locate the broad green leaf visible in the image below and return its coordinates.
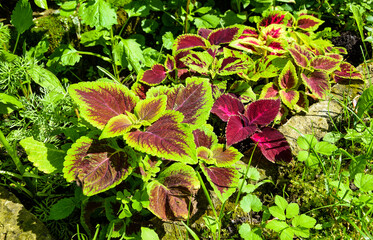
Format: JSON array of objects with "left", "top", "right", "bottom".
[
  {"left": 80, "top": 29, "right": 110, "bottom": 47},
  {"left": 269, "top": 206, "right": 286, "bottom": 220},
  {"left": 275, "top": 195, "right": 288, "bottom": 210},
  {"left": 285, "top": 203, "right": 299, "bottom": 219},
  {"left": 297, "top": 151, "right": 319, "bottom": 168},
  {"left": 291, "top": 226, "right": 310, "bottom": 238},
  {"left": 48, "top": 197, "right": 75, "bottom": 220},
  {"left": 314, "top": 141, "right": 338, "bottom": 155},
  {"left": 357, "top": 85, "right": 373, "bottom": 119},
  {"left": 141, "top": 19, "right": 159, "bottom": 33},
  {"left": 28, "top": 65, "right": 65, "bottom": 94},
  {"left": 292, "top": 214, "right": 316, "bottom": 228},
  {"left": 354, "top": 173, "right": 373, "bottom": 192},
  {"left": 60, "top": 1, "right": 77, "bottom": 17},
  {"left": 297, "top": 134, "right": 318, "bottom": 150},
  {"left": 247, "top": 167, "right": 261, "bottom": 181},
  {"left": 79, "top": 0, "right": 117, "bottom": 29},
  {"left": 194, "top": 14, "right": 220, "bottom": 29},
  {"left": 122, "top": 38, "right": 145, "bottom": 73},
  {"left": 141, "top": 227, "right": 159, "bottom": 240},
  {"left": 280, "top": 228, "right": 294, "bottom": 240},
  {"left": 221, "top": 10, "right": 247, "bottom": 26},
  {"left": 323, "top": 132, "right": 343, "bottom": 144},
  {"left": 266, "top": 220, "right": 289, "bottom": 232},
  {"left": 20, "top": 136, "right": 65, "bottom": 174},
  {"left": 34, "top": 0, "right": 48, "bottom": 9},
  {"left": 239, "top": 223, "right": 262, "bottom": 240},
  {"left": 162, "top": 32, "right": 174, "bottom": 50},
  {"left": 11, "top": 0, "right": 33, "bottom": 34},
  {"left": 123, "top": 1, "right": 150, "bottom": 18},
  {"left": 240, "top": 194, "right": 263, "bottom": 213},
  {"left": 0, "top": 93, "right": 23, "bottom": 114}
]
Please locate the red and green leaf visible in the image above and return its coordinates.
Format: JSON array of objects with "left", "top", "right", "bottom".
[
  {"left": 250, "top": 127, "right": 292, "bottom": 163},
  {"left": 279, "top": 89, "right": 300, "bottom": 109},
  {"left": 226, "top": 115, "right": 256, "bottom": 146},
  {"left": 138, "top": 64, "right": 168, "bottom": 86},
  {"left": 310, "top": 56, "right": 340, "bottom": 72},
  {"left": 131, "top": 81, "right": 151, "bottom": 100},
  {"left": 207, "top": 26, "right": 241, "bottom": 45},
  {"left": 240, "top": 26, "right": 258, "bottom": 38},
  {"left": 147, "top": 163, "right": 200, "bottom": 221},
  {"left": 278, "top": 61, "right": 298, "bottom": 90},
  {"left": 212, "top": 144, "right": 243, "bottom": 167},
  {"left": 301, "top": 71, "right": 330, "bottom": 99},
  {"left": 259, "top": 11, "right": 289, "bottom": 27},
  {"left": 296, "top": 15, "right": 324, "bottom": 32},
  {"left": 193, "top": 124, "right": 217, "bottom": 149},
  {"left": 100, "top": 113, "right": 137, "bottom": 139},
  {"left": 261, "top": 24, "right": 286, "bottom": 40},
  {"left": 135, "top": 95, "right": 167, "bottom": 124},
  {"left": 200, "top": 163, "right": 239, "bottom": 202},
  {"left": 245, "top": 99, "right": 281, "bottom": 126},
  {"left": 333, "top": 62, "right": 363, "bottom": 83},
  {"left": 63, "top": 136, "right": 136, "bottom": 196},
  {"left": 69, "top": 82, "right": 139, "bottom": 130},
  {"left": 180, "top": 51, "right": 213, "bottom": 74},
  {"left": 288, "top": 47, "right": 309, "bottom": 69},
  {"left": 217, "top": 49, "right": 254, "bottom": 76},
  {"left": 229, "top": 37, "right": 264, "bottom": 54},
  {"left": 211, "top": 94, "right": 244, "bottom": 122},
  {"left": 173, "top": 34, "right": 209, "bottom": 53},
  {"left": 260, "top": 82, "right": 280, "bottom": 99},
  {"left": 124, "top": 110, "right": 197, "bottom": 164},
  {"left": 294, "top": 91, "right": 309, "bottom": 112}
]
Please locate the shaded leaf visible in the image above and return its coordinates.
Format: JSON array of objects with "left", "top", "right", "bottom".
[
  {"left": 11, "top": 0, "right": 33, "bottom": 34},
  {"left": 250, "top": 127, "right": 292, "bottom": 163},
  {"left": 63, "top": 136, "right": 136, "bottom": 196},
  {"left": 226, "top": 115, "right": 257, "bottom": 146},
  {"left": 48, "top": 198, "right": 75, "bottom": 220}
]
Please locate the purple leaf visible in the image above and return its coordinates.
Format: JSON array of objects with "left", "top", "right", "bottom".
[
  {"left": 288, "top": 47, "right": 309, "bottom": 69},
  {"left": 208, "top": 26, "right": 241, "bottom": 45},
  {"left": 200, "top": 163, "right": 239, "bottom": 202},
  {"left": 198, "top": 28, "right": 213, "bottom": 39},
  {"left": 250, "top": 127, "right": 292, "bottom": 163},
  {"left": 226, "top": 115, "right": 256, "bottom": 146},
  {"left": 301, "top": 71, "right": 330, "bottom": 99},
  {"left": 173, "top": 34, "right": 209, "bottom": 53},
  {"left": 63, "top": 136, "right": 136, "bottom": 196},
  {"left": 147, "top": 163, "right": 200, "bottom": 221},
  {"left": 138, "top": 64, "right": 167, "bottom": 86},
  {"left": 125, "top": 110, "right": 197, "bottom": 164},
  {"left": 245, "top": 99, "right": 281, "bottom": 126},
  {"left": 69, "top": 82, "right": 139, "bottom": 130},
  {"left": 212, "top": 144, "right": 243, "bottom": 167},
  {"left": 294, "top": 91, "right": 309, "bottom": 112},
  {"left": 131, "top": 81, "right": 151, "bottom": 100},
  {"left": 211, "top": 94, "right": 244, "bottom": 122},
  {"left": 260, "top": 82, "right": 280, "bottom": 99}
]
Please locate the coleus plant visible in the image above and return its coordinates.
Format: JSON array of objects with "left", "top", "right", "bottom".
[
  {"left": 211, "top": 95, "right": 292, "bottom": 163},
  {"left": 63, "top": 77, "right": 246, "bottom": 222},
  {"left": 138, "top": 9, "right": 364, "bottom": 116}
]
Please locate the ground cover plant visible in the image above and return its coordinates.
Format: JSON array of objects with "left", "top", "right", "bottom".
[{"left": 0, "top": 0, "right": 372, "bottom": 239}]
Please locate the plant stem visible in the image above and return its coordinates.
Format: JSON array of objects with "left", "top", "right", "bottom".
[
  {"left": 13, "top": 32, "right": 20, "bottom": 54},
  {"left": 0, "top": 129, "right": 25, "bottom": 175},
  {"left": 184, "top": 0, "right": 190, "bottom": 33},
  {"left": 76, "top": 51, "right": 112, "bottom": 62}
]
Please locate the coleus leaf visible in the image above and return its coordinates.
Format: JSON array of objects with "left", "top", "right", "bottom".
[
  {"left": 138, "top": 64, "right": 167, "bottom": 86},
  {"left": 69, "top": 82, "right": 139, "bottom": 130},
  {"left": 173, "top": 34, "right": 209, "bottom": 53},
  {"left": 279, "top": 90, "right": 300, "bottom": 109},
  {"left": 240, "top": 26, "right": 258, "bottom": 38},
  {"left": 180, "top": 51, "right": 213, "bottom": 74},
  {"left": 124, "top": 110, "right": 197, "bottom": 164},
  {"left": 278, "top": 61, "right": 298, "bottom": 90},
  {"left": 212, "top": 144, "right": 243, "bottom": 167},
  {"left": 147, "top": 163, "right": 200, "bottom": 221},
  {"left": 294, "top": 91, "right": 309, "bottom": 112},
  {"left": 260, "top": 82, "right": 280, "bottom": 99},
  {"left": 301, "top": 71, "right": 330, "bottom": 99},
  {"left": 197, "top": 146, "right": 214, "bottom": 163},
  {"left": 198, "top": 28, "right": 213, "bottom": 39},
  {"left": 333, "top": 62, "right": 363, "bottom": 83},
  {"left": 245, "top": 99, "right": 281, "bottom": 126},
  {"left": 250, "top": 127, "right": 292, "bottom": 163},
  {"left": 207, "top": 26, "right": 241, "bottom": 45},
  {"left": 261, "top": 24, "right": 286, "bottom": 40},
  {"left": 193, "top": 124, "right": 218, "bottom": 149},
  {"left": 310, "top": 56, "right": 341, "bottom": 72},
  {"left": 135, "top": 95, "right": 167, "bottom": 124},
  {"left": 296, "top": 15, "right": 324, "bottom": 32},
  {"left": 63, "top": 136, "right": 136, "bottom": 196},
  {"left": 100, "top": 113, "right": 137, "bottom": 139},
  {"left": 200, "top": 163, "right": 239, "bottom": 203},
  {"left": 211, "top": 94, "right": 244, "bottom": 122},
  {"left": 229, "top": 37, "right": 264, "bottom": 55},
  {"left": 288, "top": 47, "right": 309, "bottom": 69},
  {"left": 226, "top": 115, "right": 257, "bottom": 146},
  {"left": 217, "top": 49, "right": 254, "bottom": 76},
  {"left": 258, "top": 11, "right": 290, "bottom": 27}
]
